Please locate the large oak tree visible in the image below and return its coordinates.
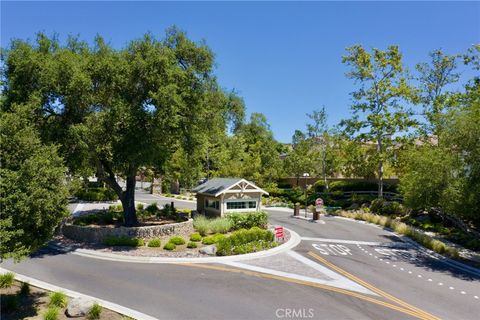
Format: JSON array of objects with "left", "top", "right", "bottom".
[{"left": 2, "top": 28, "right": 242, "bottom": 226}]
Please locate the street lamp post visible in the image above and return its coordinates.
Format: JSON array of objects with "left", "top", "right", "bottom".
[{"left": 303, "top": 172, "right": 309, "bottom": 218}]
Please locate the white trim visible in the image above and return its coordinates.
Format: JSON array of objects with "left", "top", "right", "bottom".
[{"left": 214, "top": 179, "right": 269, "bottom": 197}]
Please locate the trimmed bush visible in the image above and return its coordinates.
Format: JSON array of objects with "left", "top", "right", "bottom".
[
  {"left": 0, "top": 272, "right": 15, "bottom": 288},
  {"left": 147, "top": 239, "right": 161, "bottom": 248},
  {"left": 20, "top": 282, "right": 30, "bottom": 296},
  {"left": 87, "top": 303, "right": 102, "bottom": 320},
  {"left": 163, "top": 242, "right": 176, "bottom": 250},
  {"left": 202, "top": 233, "right": 226, "bottom": 245},
  {"left": 169, "top": 236, "right": 185, "bottom": 245},
  {"left": 226, "top": 211, "right": 268, "bottom": 230},
  {"left": 190, "top": 233, "right": 202, "bottom": 242},
  {"left": 187, "top": 242, "right": 198, "bottom": 249},
  {"left": 103, "top": 236, "right": 144, "bottom": 247},
  {"left": 48, "top": 291, "right": 68, "bottom": 308},
  {"left": 43, "top": 306, "right": 59, "bottom": 320},
  {"left": 216, "top": 227, "right": 276, "bottom": 256}
]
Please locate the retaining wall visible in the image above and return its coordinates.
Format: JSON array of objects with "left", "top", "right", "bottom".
[{"left": 62, "top": 220, "right": 194, "bottom": 243}]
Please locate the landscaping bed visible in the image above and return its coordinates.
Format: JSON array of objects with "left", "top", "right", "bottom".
[
  {"left": 60, "top": 211, "right": 287, "bottom": 258},
  {"left": 0, "top": 273, "right": 124, "bottom": 320}
]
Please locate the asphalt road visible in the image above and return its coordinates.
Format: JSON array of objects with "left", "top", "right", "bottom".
[{"left": 2, "top": 191, "right": 479, "bottom": 320}]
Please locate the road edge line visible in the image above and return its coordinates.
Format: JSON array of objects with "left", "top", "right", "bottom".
[{"left": 0, "top": 267, "right": 158, "bottom": 320}]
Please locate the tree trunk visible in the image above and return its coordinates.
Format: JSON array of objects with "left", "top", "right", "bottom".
[
  {"left": 377, "top": 137, "right": 384, "bottom": 198},
  {"left": 322, "top": 148, "right": 329, "bottom": 191},
  {"left": 121, "top": 173, "right": 138, "bottom": 227},
  {"left": 95, "top": 160, "right": 138, "bottom": 227}
]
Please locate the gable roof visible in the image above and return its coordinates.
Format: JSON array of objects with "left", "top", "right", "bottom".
[{"left": 192, "top": 178, "right": 268, "bottom": 197}]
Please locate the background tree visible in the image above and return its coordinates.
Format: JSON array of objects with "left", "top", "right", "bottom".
[
  {"left": 416, "top": 49, "right": 459, "bottom": 140},
  {"left": 284, "top": 130, "right": 314, "bottom": 185},
  {"left": 306, "top": 107, "right": 336, "bottom": 189},
  {"left": 340, "top": 45, "right": 417, "bottom": 197},
  {"left": 0, "top": 103, "right": 69, "bottom": 260},
  {"left": 236, "top": 113, "right": 283, "bottom": 185}
]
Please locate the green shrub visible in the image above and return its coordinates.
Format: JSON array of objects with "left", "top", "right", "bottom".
[
  {"left": 370, "top": 199, "right": 404, "bottom": 216},
  {"left": 201, "top": 236, "right": 215, "bottom": 245},
  {"left": 190, "top": 233, "right": 202, "bottom": 242},
  {"left": 43, "top": 306, "right": 59, "bottom": 320},
  {"left": 87, "top": 303, "right": 102, "bottom": 320},
  {"left": 20, "top": 282, "right": 30, "bottom": 296},
  {"left": 187, "top": 242, "right": 198, "bottom": 249},
  {"left": 49, "top": 291, "right": 68, "bottom": 308},
  {"left": 103, "top": 236, "right": 144, "bottom": 247},
  {"left": 216, "top": 227, "right": 276, "bottom": 256},
  {"left": 169, "top": 236, "right": 185, "bottom": 245},
  {"left": 75, "top": 187, "right": 118, "bottom": 201},
  {"left": 0, "top": 272, "right": 15, "bottom": 288},
  {"left": 2, "top": 294, "right": 19, "bottom": 312},
  {"left": 158, "top": 203, "right": 177, "bottom": 219},
  {"left": 193, "top": 216, "right": 210, "bottom": 236},
  {"left": 202, "top": 233, "right": 226, "bottom": 245},
  {"left": 136, "top": 203, "right": 144, "bottom": 211},
  {"left": 147, "top": 239, "right": 161, "bottom": 247},
  {"left": 177, "top": 208, "right": 192, "bottom": 218},
  {"left": 163, "top": 242, "right": 176, "bottom": 250},
  {"left": 209, "top": 217, "right": 233, "bottom": 234},
  {"left": 145, "top": 202, "right": 159, "bottom": 215},
  {"left": 226, "top": 211, "right": 268, "bottom": 230}
]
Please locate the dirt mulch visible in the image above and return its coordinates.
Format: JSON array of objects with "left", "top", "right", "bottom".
[{"left": 0, "top": 281, "right": 124, "bottom": 320}]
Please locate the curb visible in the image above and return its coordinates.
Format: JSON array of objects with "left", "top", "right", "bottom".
[
  {"left": 0, "top": 267, "right": 158, "bottom": 320},
  {"left": 60, "top": 227, "right": 301, "bottom": 264},
  {"left": 331, "top": 215, "right": 480, "bottom": 277},
  {"left": 150, "top": 194, "right": 196, "bottom": 203}
]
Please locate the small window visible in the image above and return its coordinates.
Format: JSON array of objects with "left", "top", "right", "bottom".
[
  {"left": 227, "top": 201, "right": 257, "bottom": 210},
  {"left": 205, "top": 199, "right": 219, "bottom": 210}
]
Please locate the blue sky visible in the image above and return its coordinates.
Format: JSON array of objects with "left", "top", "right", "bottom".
[{"left": 2, "top": 1, "right": 479, "bottom": 142}]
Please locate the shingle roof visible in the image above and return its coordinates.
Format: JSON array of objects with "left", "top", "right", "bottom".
[{"left": 192, "top": 178, "right": 243, "bottom": 195}]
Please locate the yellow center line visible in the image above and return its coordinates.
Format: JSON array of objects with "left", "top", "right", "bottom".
[
  {"left": 178, "top": 263, "right": 428, "bottom": 319},
  {"left": 308, "top": 251, "right": 440, "bottom": 320}
]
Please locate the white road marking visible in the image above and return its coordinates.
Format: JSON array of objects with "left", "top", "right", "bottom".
[
  {"left": 474, "top": 296, "right": 479, "bottom": 299},
  {"left": 428, "top": 279, "right": 432, "bottom": 282},
  {"left": 449, "top": 287, "right": 454, "bottom": 290},
  {"left": 417, "top": 275, "right": 422, "bottom": 278},
  {"left": 392, "top": 265, "right": 396, "bottom": 267},
  {"left": 438, "top": 283, "right": 443, "bottom": 286},
  {"left": 400, "top": 268, "right": 404, "bottom": 271},
  {"left": 408, "top": 271, "right": 412, "bottom": 274},
  {"left": 224, "top": 251, "right": 377, "bottom": 296},
  {"left": 461, "top": 291, "right": 466, "bottom": 294},
  {"left": 301, "top": 237, "right": 382, "bottom": 246},
  {"left": 312, "top": 244, "right": 352, "bottom": 256}
]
